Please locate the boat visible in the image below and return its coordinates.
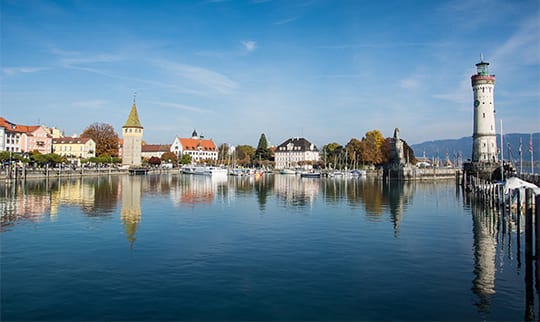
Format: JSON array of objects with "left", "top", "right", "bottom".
[
  {"left": 300, "top": 171, "right": 321, "bottom": 178},
  {"left": 280, "top": 168, "right": 296, "bottom": 175},
  {"left": 203, "top": 166, "right": 228, "bottom": 176}
]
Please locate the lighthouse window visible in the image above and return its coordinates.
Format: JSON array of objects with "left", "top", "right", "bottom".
[
  {"left": 482, "top": 88, "right": 485, "bottom": 93},
  {"left": 483, "top": 113, "right": 485, "bottom": 118}
]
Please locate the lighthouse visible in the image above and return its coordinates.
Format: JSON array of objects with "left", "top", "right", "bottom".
[{"left": 471, "top": 58, "right": 497, "bottom": 163}]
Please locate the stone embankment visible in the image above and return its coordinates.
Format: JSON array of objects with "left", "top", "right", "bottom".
[{"left": 0, "top": 167, "right": 180, "bottom": 182}]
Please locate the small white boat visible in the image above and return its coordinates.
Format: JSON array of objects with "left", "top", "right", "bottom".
[
  {"left": 280, "top": 168, "right": 296, "bottom": 175},
  {"left": 204, "top": 166, "right": 228, "bottom": 176}
]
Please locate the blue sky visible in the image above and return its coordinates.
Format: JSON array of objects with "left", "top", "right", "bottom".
[{"left": 1, "top": 0, "right": 539, "bottom": 148}]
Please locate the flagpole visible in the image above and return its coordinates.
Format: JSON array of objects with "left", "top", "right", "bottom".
[
  {"left": 500, "top": 120, "right": 504, "bottom": 181},
  {"left": 531, "top": 134, "right": 534, "bottom": 174},
  {"left": 519, "top": 137, "right": 523, "bottom": 174}
]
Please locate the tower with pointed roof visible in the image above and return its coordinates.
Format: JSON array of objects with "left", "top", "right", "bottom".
[{"left": 122, "top": 98, "right": 143, "bottom": 167}]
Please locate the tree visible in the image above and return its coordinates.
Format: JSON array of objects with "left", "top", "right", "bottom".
[
  {"left": 148, "top": 156, "right": 161, "bottom": 166},
  {"left": 180, "top": 154, "right": 192, "bottom": 165},
  {"left": 359, "top": 130, "right": 385, "bottom": 165},
  {"left": 255, "top": 133, "right": 271, "bottom": 162},
  {"left": 236, "top": 145, "right": 255, "bottom": 166},
  {"left": 345, "top": 138, "right": 363, "bottom": 168},
  {"left": 81, "top": 123, "right": 119, "bottom": 157},
  {"left": 322, "top": 142, "right": 344, "bottom": 169},
  {"left": 161, "top": 152, "right": 178, "bottom": 164},
  {"left": 217, "top": 143, "right": 230, "bottom": 164}
]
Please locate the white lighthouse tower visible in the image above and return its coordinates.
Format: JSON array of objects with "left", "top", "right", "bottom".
[{"left": 471, "top": 58, "right": 497, "bottom": 163}]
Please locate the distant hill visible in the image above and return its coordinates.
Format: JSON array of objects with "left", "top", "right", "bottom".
[{"left": 410, "top": 133, "right": 540, "bottom": 162}]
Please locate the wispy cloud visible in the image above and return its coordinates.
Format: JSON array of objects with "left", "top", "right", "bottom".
[
  {"left": 242, "top": 40, "right": 257, "bottom": 52},
  {"left": 149, "top": 101, "right": 210, "bottom": 113},
  {"left": 275, "top": 17, "right": 298, "bottom": 25},
  {"left": 2, "top": 66, "right": 48, "bottom": 75},
  {"left": 71, "top": 100, "right": 109, "bottom": 109},
  {"left": 155, "top": 60, "right": 238, "bottom": 95}
]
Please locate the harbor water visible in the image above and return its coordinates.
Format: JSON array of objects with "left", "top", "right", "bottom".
[{"left": 0, "top": 174, "right": 535, "bottom": 321}]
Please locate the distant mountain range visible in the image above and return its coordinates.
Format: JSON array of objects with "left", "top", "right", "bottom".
[{"left": 410, "top": 133, "right": 540, "bottom": 162}]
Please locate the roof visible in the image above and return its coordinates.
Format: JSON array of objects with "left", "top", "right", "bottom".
[
  {"left": 142, "top": 144, "right": 171, "bottom": 153},
  {"left": 123, "top": 101, "right": 143, "bottom": 129},
  {"left": 276, "top": 137, "right": 318, "bottom": 152},
  {"left": 178, "top": 137, "right": 216, "bottom": 151},
  {"left": 53, "top": 137, "right": 93, "bottom": 144},
  {"left": 0, "top": 118, "right": 51, "bottom": 136},
  {"left": 0, "top": 117, "right": 17, "bottom": 131}
]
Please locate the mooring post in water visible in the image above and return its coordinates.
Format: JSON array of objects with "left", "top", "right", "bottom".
[{"left": 525, "top": 188, "right": 534, "bottom": 261}]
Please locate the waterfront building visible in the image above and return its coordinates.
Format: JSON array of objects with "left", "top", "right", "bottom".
[
  {"left": 19, "top": 124, "right": 53, "bottom": 155},
  {"left": 121, "top": 99, "right": 144, "bottom": 167},
  {"left": 463, "top": 58, "right": 500, "bottom": 179},
  {"left": 0, "top": 117, "right": 53, "bottom": 154},
  {"left": 52, "top": 137, "right": 96, "bottom": 165},
  {"left": 471, "top": 59, "right": 497, "bottom": 163},
  {"left": 142, "top": 144, "right": 171, "bottom": 160},
  {"left": 170, "top": 130, "right": 218, "bottom": 163},
  {"left": 274, "top": 137, "right": 320, "bottom": 170},
  {"left": 0, "top": 117, "right": 22, "bottom": 153}
]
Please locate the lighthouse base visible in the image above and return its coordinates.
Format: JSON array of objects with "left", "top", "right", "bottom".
[{"left": 463, "top": 161, "right": 504, "bottom": 182}]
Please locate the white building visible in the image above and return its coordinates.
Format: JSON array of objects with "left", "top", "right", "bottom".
[
  {"left": 274, "top": 137, "right": 320, "bottom": 169},
  {"left": 170, "top": 130, "right": 218, "bottom": 163},
  {"left": 471, "top": 59, "right": 497, "bottom": 163},
  {"left": 0, "top": 117, "right": 22, "bottom": 153}
]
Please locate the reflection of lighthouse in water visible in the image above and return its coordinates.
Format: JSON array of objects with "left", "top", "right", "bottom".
[
  {"left": 121, "top": 176, "right": 142, "bottom": 250},
  {"left": 471, "top": 204, "right": 497, "bottom": 313}
]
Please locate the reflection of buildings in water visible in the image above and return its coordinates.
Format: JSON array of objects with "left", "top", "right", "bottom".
[
  {"left": 274, "top": 175, "right": 319, "bottom": 208},
  {"left": 50, "top": 178, "right": 96, "bottom": 217},
  {"left": 120, "top": 176, "right": 142, "bottom": 249},
  {"left": 169, "top": 175, "right": 228, "bottom": 206},
  {"left": 470, "top": 203, "right": 497, "bottom": 313},
  {"left": 1, "top": 183, "right": 52, "bottom": 229}
]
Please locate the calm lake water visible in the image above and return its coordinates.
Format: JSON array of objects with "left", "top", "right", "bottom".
[{"left": 0, "top": 174, "right": 535, "bottom": 321}]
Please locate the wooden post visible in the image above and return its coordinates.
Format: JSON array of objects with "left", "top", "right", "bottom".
[{"left": 525, "top": 188, "right": 533, "bottom": 261}]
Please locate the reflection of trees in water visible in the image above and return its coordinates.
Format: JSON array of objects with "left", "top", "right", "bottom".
[
  {"left": 321, "top": 178, "right": 414, "bottom": 236},
  {"left": 81, "top": 176, "right": 119, "bottom": 217},
  {"left": 254, "top": 175, "right": 274, "bottom": 210}
]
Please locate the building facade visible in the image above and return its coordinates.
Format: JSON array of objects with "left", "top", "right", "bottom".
[
  {"left": 142, "top": 144, "right": 171, "bottom": 160},
  {"left": 52, "top": 137, "right": 96, "bottom": 165},
  {"left": 274, "top": 137, "right": 320, "bottom": 169},
  {"left": 471, "top": 59, "right": 497, "bottom": 163},
  {"left": 121, "top": 100, "right": 144, "bottom": 167},
  {"left": 0, "top": 117, "right": 22, "bottom": 153},
  {"left": 170, "top": 130, "right": 218, "bottom": 163}
]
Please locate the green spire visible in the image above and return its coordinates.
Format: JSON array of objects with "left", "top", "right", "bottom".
[{"left": 123, "top": 100, "right": 143, "bottom": 129}]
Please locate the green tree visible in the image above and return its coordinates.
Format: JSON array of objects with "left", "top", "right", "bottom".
[
  {"left": 255, "top": 133, "right": 271, "bottom": 162},
  {"left": 217, "top": 143, "right": 230, "bottom": 164},
  {"left": 322, "top": 142, "right": 344, "bottom": 169},
  {"left": 236, "top": 145, "right": 255, "bottom": 166},
  {"left": 345, "top": 138, "right": 363, "bottom": 168},
  {"left": 81, "top": 123, "right": 119, "bottom": 157},
  {"left": 180, "top": 154, "right": 192, "bottom": 165}
]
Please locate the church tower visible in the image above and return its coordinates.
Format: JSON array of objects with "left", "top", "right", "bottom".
[
  {"left": 471, "top": 58, "right": 497, "bottom": 163},
  {"left": 122, "top": 98, "right": 143, "bottom": 167}
]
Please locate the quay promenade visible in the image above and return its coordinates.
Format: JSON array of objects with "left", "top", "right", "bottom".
[
  {"left": 1, "top": 166, "right": 464, "bottom": 183},
  {"left": 0, "top": 167, "right": 180, "bottom": 182}
]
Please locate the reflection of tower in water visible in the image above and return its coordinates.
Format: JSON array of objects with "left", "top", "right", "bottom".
[
  {"left": 120, "top": 176, "right": 142, "bottom": 249},
  {"left": 470, "top": 203, "right": 497, "bottom": 313}
]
